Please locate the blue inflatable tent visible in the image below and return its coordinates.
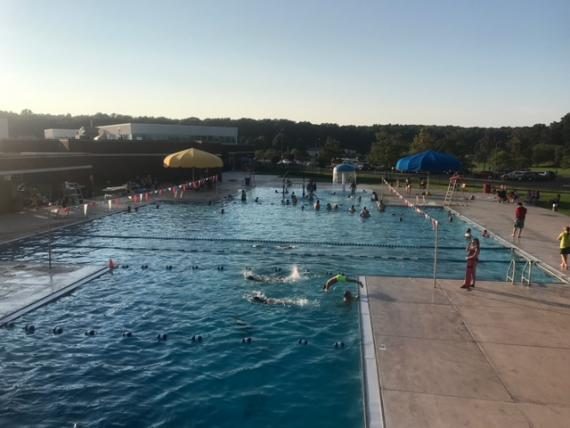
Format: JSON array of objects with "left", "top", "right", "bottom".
[{"left": 395, "top": 150, "right": 462, "bottom": 173}]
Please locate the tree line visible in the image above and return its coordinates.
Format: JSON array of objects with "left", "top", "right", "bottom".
[{"left": 2, "top": 109, "right": 569, "bottom": 170}]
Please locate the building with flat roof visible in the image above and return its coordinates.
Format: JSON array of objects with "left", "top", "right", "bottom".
[
  {"left": 44, "top": 128, "right": 78, "bottom": 139},
  {"left": 96, "top": 123, "right": 238, "bottom": 144}
]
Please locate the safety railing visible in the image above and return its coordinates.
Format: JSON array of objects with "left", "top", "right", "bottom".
[{"left": 505, "top": 248, "right": 537, "bottom": 287}]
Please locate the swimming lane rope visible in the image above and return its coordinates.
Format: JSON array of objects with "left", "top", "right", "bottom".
[
  {"left": 52, "top": 243, "right": 511, "bottom": 263},
  {"left": 66, "top": 234, "right": 509, "bottom": 251}
]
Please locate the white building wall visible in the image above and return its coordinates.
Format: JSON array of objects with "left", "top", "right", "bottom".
[
  {"left": 44, "top": 128, "right": 78, "bottom": 139},
  {"left": 97, "top": 123, "right": 238, "bottom": 143}
]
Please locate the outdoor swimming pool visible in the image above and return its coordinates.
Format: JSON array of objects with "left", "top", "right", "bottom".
[{"left": 0, "top": 185, "right": 557, "bottom": 427}]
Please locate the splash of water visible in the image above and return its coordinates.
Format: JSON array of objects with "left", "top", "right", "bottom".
[
  {"left": 246, "top": 291, "right": 313, "bottom": 307},
  {"left": 286, "top": 265, "right": 302, "bottom": 282}
]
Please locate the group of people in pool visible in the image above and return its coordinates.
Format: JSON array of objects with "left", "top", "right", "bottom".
[
  {"left": 247, "top": 271, "right": 363, "bottom": 305},
  {"left": 242, "top": 186, "right": 393, "bottom": 305},
  {"left": 264, "top": 182, "right": 387, "bottom": 218}
]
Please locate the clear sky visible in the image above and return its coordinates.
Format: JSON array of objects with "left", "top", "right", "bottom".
[{"left": 1, "top": 0, "right": 569, "bottom": 127}]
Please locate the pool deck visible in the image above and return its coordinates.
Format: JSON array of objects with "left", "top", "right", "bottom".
[
  {"left": 0, "top": 171, "right": 255, "bottom": 246},
  {"left": 364, "top": 276, "right": 570, "bottom": 428},
  {"left": 0, "top": 263, "right": 108, "bottom": 326},
  {"left": 378, "top": 184, "right": 570, "bottom": 283},
  {"left": 450, "top": 193, "right": 570, "bottom": 282}
]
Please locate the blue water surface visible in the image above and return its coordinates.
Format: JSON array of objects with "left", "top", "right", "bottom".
[{"left": 0, "top": 186, "right": 556, "bottom": 428}]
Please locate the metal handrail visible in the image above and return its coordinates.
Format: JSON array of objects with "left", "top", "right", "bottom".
[{"left": 521, "top": 260, "right": 534, "bottom": 286}]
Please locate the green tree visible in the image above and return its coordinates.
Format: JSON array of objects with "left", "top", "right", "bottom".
[
  {"left": 474, "top": 134, "right": 494, "bottom": 167},
  {"left": 254, "top": 149, "right": 266, "bottom": 161},
  {"left": 318, "top": 137, "right": 343, "bottom": 166},
  {"left": 507, "top": 135, "right": 530, "bottom": 169},
  {"left": 272, "top": 132, "right": 287, "bottom": 155},
  {"left": 531, "top": 144, "right": 558, "bottom": 165},
  {"left": 263, "top": 149, "right": 280, "bottom": 163},
  {"left": 410, "top": 128, "right": 434, "bottom": 153},
  {"left": 368, "top": 134, "right": 403, "bottom": 169},
  {"left": 489, "top": 149, "right": 511, "bottom": 171},
  {"left": 290, "top": 147, "right": 308, "bottom": 162}
]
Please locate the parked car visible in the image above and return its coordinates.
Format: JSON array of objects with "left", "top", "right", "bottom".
[
  {"left": 500, "top": 171, "right": 537, "bottom": 181},
  {"left": 536, "top": 171, "right": 556, "bottom": 181}
]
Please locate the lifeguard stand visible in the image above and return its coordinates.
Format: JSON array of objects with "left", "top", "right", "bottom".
[{"left": 443, "top": 174, "right": 462, "bottom": 206}]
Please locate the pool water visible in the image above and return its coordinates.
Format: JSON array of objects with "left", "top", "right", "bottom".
[{"left": 0, "top": 186, "right": 556, "bottom": 427}]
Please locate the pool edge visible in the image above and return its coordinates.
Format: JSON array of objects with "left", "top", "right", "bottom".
[
  {"left": 359, "top": 275, "right": 385, "bottom": 428},
  {"left": 0, "top": 265, "right": 110, "bottom": 327},
  {"left": 446, "top": 207, "right": 569, "bottom": 285}
]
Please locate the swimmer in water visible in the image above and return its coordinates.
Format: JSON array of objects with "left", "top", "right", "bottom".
[
  {"left": 251, "top": 295, "right": 277, "bottom": 305},
  {"left": 326, "top": 202, "right": 332, "bottom": 211},
  {"left": 344, "top": 290, "right": 359, "bottom": 304},
  {"left": 245, "top": 274, "right": 264, "bottom": 282},
  {"left": 314, "top": 200, "right": 321, "bottom": 210},
  {"left": 360, "top": 207, "right": 371, "bottom": 218},
  {"left": 249, "top": 292, "right": 292, "bottom": 306},
  {"left": 377, "top": 199, "right": 386, "bottom": 212},
  {"left": 323, "top": 274, "right": 363, "bottom": 291},
  {"left": 349, "top": 205, "right": 356, "bottom": 213}
]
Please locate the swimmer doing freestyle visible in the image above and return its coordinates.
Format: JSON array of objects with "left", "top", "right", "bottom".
[
  {"left": 323, "top": 273, "right": 363, "bottom": 291},
  {"left": 251, "top": 295, "right": 277, "bottom": 305}
]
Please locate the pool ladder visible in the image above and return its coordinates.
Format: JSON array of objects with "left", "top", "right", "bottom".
[{"left": 506, "top": 249, "right": 534, "bottom": 286}]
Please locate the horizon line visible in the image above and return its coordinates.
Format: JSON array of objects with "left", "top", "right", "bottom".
[{"left": 1, "top": 108, "right": 567, "bottom": 130}]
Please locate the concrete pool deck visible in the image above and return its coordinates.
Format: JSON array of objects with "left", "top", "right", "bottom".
[
  {"left": 450, "top": 193, "right": 570, "bottom": 282},
  {"left": 0, "top": 171, "right": 255, "bottom": 246},
  {"left": 364, "top": 276, "right": 570, "bottom": 427},
  {"left": 0, "top": 263, "right": 108, "bottom": 326},
  {"left": 376, "top": 183, "right": 570, "bottom": 283}
]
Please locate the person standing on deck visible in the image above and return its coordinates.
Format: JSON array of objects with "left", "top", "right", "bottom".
[
  {"left": 461, "top": 238, "right": 480, "bottom": 289},
  {"left": 558, "top": 226, "right": 570, "bottom": 270},
  {"left": 512, "top": 202, "right": 527, "bottom": 239}
]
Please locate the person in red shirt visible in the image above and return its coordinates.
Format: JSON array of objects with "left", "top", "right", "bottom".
[
  {"left": 512, "top": 202, "right": 527, "bottom": 238},
  {"left": 461, "top": 238, "right": 480, "bottom": 289}
]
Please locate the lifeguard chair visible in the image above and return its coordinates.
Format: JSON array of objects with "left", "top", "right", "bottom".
[{"left": 444, "top": 173, "right": 462, "bottom": 206}]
